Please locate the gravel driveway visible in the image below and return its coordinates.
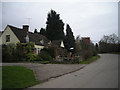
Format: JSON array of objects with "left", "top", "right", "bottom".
[{"left": 2, "top": 63, "right": 86, "bottom": 83}]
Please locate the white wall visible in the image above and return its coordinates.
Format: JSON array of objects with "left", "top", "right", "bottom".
[
  {"left": 0, "top": 26, "right": 20, "bottom": 45},
  {"left": 34, "top": 45, "right": 44, "bottom": 54}
]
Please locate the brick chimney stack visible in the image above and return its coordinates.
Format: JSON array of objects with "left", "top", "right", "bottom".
[
  {"left": 23, "top": 25, "right": 29, "bottom": 32},
  {"left": 82, "top": 37, "right": 90, "bottom": 45}
]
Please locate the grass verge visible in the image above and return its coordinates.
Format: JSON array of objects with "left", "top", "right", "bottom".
[
  {"left": 2, "top": 66, "right": 38, "bottom": 89},
  {"left": 80, "top": 55, "right": 100, "bottom": 64}
]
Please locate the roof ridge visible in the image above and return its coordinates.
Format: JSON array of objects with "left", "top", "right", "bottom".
[{"left": 8, "top": 25, "right": 22, "bottom": 30}]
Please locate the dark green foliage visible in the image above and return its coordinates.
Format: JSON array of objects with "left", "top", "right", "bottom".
[
  {"left": 16, "top": 43, "right": 26, "bottom": 61},
  {"left": 34, "top": 29, "right": 38, "bottom": 33},
  {"left": 35, "top": 55, "right": 43, "bottom": 61},
  {"left": 26, "top": 53, "right": 37, "bottom": 62},
  {"left": 2, "top": 42, "right": 35, "bottom": 62},
  {"left": 2, "top": 44, "right": 20, "bottom": 62},
  {"left": 99, "top": 41, "right": 119, "bottom": 53},
  {"left": 40, "top": 28, "right": 46, "bottom": 36},
  {"left": 64, "top": 24, "right": 75, "bottom": 52},
  {"left": 23, "top": 42, "right": 35, "bottom": 53},
  {"left": 38, "top": 51, "right": 52, "bottom": 61},
  {"left": 46, "top": 10, "right": 65, "bottom": 41},
  {"left": 41, "top": 47, "right": 55, "bottom": 58}
]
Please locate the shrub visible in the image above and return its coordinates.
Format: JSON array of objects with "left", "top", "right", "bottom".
[
  {"left": 92, "top": 49, "right": 97, "bottom": 56},
  {"left": 16, "top": 43, "right": 25, "bottom": 61},
  {"left": 82, "top": 50, "right": 92, "bottom": 60},
  {"left": 2, "top": 44, "right": 18, "bottom": 62},
  {"left": 24, "top": 42, "right": 35, "bottom": 53},
  {"left": 39, "top": 61, "right": 50, "bottom": 64},
  {"left": 41, "top": 47, "right": 55, "bottom": 58},
  {"left": 35, "top": 55, "right": 43, "bottom": 61},
  {"left": 2, "top": 42, "right": 35, "bottom": 62},
  {"left": 38, "top": 51, "right": 52, "bottom": 61},
  {"left": 26, "top": 53, "right": 37, "bottom": 62}
]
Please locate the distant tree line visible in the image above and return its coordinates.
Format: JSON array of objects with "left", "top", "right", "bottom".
[{"left": 98, "top": 33, "right": 120, "bottom": 53}]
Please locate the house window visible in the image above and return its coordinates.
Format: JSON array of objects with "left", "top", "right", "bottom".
[{"left": 6, "top": 35, "right": 10, "bottom": 42}]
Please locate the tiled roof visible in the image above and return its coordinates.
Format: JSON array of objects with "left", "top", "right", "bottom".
[
  {"left": 8, "top": 25, "right": 49, "bottom": 46},
  {"left": 28, "top": 32, "right": 49, "bottom": 46},
  {"left": 51, "top": 40, "right": 62, "bottom": 46},
  {"left": 8, "top": 25, "right": 26, "bottom": 43}
]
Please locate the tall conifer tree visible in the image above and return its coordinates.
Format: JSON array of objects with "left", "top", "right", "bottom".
[
  {"left": 64, "top": 24, "right": 75, "bottom": 52},
  {"left": 46, "top": 10, "right": 65, "bottom": 41}
]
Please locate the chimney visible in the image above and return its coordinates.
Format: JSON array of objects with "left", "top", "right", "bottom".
[
  {"left": 23, "top": 25, "right": 29, "bottom": 32},
  {"left": 85, "top": 37, "right": 90, "bottom": 45}
]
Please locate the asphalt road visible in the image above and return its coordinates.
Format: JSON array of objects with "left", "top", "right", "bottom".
[{"left": 30, "top": 54, "right": 118, "bottom": 88}]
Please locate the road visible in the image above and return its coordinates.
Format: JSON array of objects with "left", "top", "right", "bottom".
[{"left": 30, "top": 54, "right": 118, "bottom": 88}]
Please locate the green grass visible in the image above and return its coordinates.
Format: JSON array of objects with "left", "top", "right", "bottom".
[
  {"left": 80, "top": 55, "right": 100, "bottom": 64},
  {"left": 2, "top": 66, "right": 38, "bottom": 89}
]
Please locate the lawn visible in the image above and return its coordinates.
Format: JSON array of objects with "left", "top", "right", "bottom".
[
  {"left": 80, "top": 55, "right": 100, "bottom": 64},
  {"left": 2, "top": 66, "right": 38, "bottom": 89}
]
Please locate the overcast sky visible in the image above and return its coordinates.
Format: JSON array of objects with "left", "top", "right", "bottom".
[{"left": 2, "top": 1, "right": 118, "bottom": 43}]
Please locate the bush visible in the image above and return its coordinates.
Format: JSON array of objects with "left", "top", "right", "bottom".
[
  {"left": 2, "top": 42, "right": 35, "bottom": 62},
  {"left": 24, "top": 42, "right": 35, "bottom": 53},
  {"left": 2, "top": 44, "right": 18, "bottom": 62},
  {"left": 16, "top": 43, "right": 25, "bottom": 61},
  {"left": 35, "top": 55, "right": 43, "bottom": 61},
  {"left": 41, "top": 47, "right": 55, "bottom": 58},
  {"left": 92, "top": 49, "right": 97, "bottom": 56},
  {"left": 39, "top": 61, "right": 50, "bottom": 64},
  {"left": 82, "top": 50, "right": 92, "bottom": 60},
  {"left": 26, "top": 53, "right": 37, "bottom": 62},
  {"left": 38, "top": 51, "right": 52, "bottom": 61},
  {"left": 51, "top": 56, "right": 80, "bottom": 64}
]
